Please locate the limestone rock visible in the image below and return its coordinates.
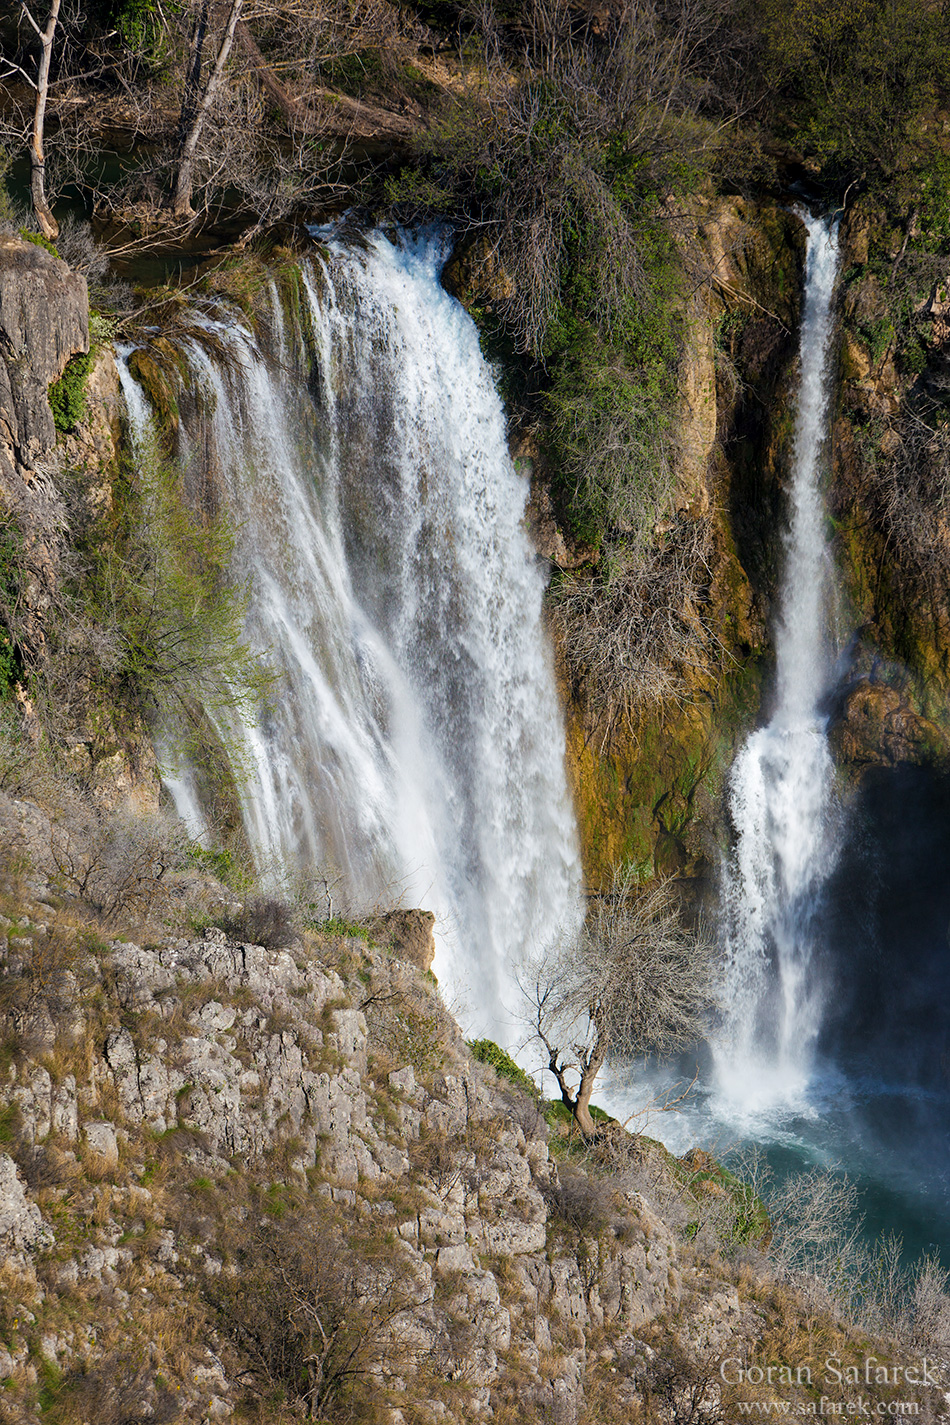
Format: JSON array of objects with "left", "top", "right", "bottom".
[
  {"left": 0, "top": 1152, "right": 49, "bottom": 1252},
  {"left": 0, "top": 234, "right": 88, "bottom": 467},
  {"left": 370, "top": 908, "right": 436, "bottom": 972},
  {"left": 84, "top": 1120, "right": 120, "bottom": 1168},
  {"left": 441, "top": 233, "right": 514, "bottom": 308}
]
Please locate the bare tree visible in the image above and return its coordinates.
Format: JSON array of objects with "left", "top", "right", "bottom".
[
  {"left": 209, "top": 1206, "right": 431, "bottom": 1418},
  {"left": 526, "top": 870, "right": 716, "bottom": 1135},
  {"left": 551, "top": 513, "right": 720, "bottom": 737},
  {"left": 1, "top": 0, "right": 62, "bottom": 238},
  {"left": 169, "top": 0, "right": 245, "bottom": 218}
]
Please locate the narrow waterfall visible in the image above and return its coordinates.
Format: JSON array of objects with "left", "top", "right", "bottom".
[
  {"left": 714, "top": 213, "right": 841, "bottom": 1111},
  {"left": 118, "top": 232, "right": 583, "bottom": 1038}
]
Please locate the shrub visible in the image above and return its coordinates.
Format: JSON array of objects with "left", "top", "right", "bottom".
[
  {"left": 856, "top": 414, "right": 950, "bottom": 629},
  {"left": 0, "top": 924, "right": 86, "bottom": 1053},
  {"left": 44, "top": 1352, "right": 180, "bottom": 1424},
  {"left": 389, "top": 0, "right": 697, "bottom": 554},
  {"left": 543, "top": 1162, "right": 616, "bottom": 1235},
  {"left": 551, "top": 513, "right": 719, "bottom": 729},
  {"left": 209, "top": 1203, "right": 426, "bottom": 1420},
  {"left": 468, "top": 1038, "right": 538, "bottom": 1097},
  {"left": 67, "top": 424, "right": 273, "bottom": 751},
  {"left": 18, "top": 225, "right": 60, "bottom": 258},
  {"left": 48, "top": 802, "right": 192, "bottom": 923},
  {"left": 223, "top": 895, "right": 299, "bottom": 949},
  {"left": 48, "top": 350, "right": 94, "bottom": 433},
  {"left": 757, "top": 0, "right": 950, "bottom": 185}
]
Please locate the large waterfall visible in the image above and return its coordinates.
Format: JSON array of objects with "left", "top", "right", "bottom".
[
  {"left": 118, "top": 231, "right": 582, "bottom": 1038},
  {"left": 714, "top": 213, "right": 841, "bottom": 1112}
]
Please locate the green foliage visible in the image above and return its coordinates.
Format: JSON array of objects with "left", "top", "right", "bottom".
[
  {"left": 860, "top": 316, "right": 895, "bottom": 367},
  {"left": 89, "top": 308, "right": 118, "bottom": 346},
  {"left": 916, "top": 155, "right": 950, "bottom": 240},
  {"left": 759, "top": 0, "right": 950, "bottom": 184},
  {"left": 18, "top": 227, "right": 60, "bottom": 258},
  {"left": 395, "top": 13, "right": 695, "bottom": 553},
  {"left": 468, "top": 1038, "right": 538, "bottom": 1096},
  {"left": 48, "top": 351, "right": 94, "bottom": 434},
  {"left": 109, "top": 0, "right": 175, "bottom": 73},
  {"left": 186, "top": 843, "right": 250, "bottom": 892},
  {"left": 680, "top": 1155, "right": 772, "bottom": 1246},
  {"left": 318, "top": 915, "right": 373, "bottom": 941},
  {"left": 0, "top": 632, "right": 17, "bottom": 697},
  {"left": 75, "top": 424, "right": 274, "bottom": 744}
]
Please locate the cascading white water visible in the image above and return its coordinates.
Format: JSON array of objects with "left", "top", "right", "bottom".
[
  {"left": 118, "top": 232, "right": 582, "bottom": 1040},
  {"left": 714, "top": 212, "right": 841, "bottom": 1111}
]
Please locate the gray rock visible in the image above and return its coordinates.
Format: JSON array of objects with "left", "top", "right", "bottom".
[
  {"left": 0, "top": 1152, "right": 50, "bottom": 1251},
  {"left": 84, "top": 1121, "right": 119, "bottom": 1168},
  {"left": 0, "top": 234, "right": 88, "bottom": 465}
]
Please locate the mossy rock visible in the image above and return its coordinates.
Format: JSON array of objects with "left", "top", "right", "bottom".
[{"left": 127, "top": 347, "right": 181, "bottom": 433}]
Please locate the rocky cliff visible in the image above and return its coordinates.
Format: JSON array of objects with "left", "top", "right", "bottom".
[
  {"left": 0, "top": 235, "right": 158, "bottom": 805},
  {"left": 0, "top": 815, "right": 942, "bottom": 1424},
  {"left": 0, "top": 823, "right": 731, "bottom": 1425}
]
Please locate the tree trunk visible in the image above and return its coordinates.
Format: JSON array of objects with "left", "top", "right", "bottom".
[
  {"left": 572, "top": 1036, "right": 607, "bottom": 1137},
  {"left": 27, "top": 0, "right": 61, "bottom": 240},
  {"left": 235, "top": 20, "right": 303, "bottom": 124},
  {"left": 169, "top": 0, "right": 244, "bottom": 219}
]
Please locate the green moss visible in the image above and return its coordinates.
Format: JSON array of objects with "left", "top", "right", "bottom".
[
  {"left": 126, "top": 348, "right": 180, "bottom": 432},
  {"left": 19, "top": 227, "right": 60, "bottom": 259},
  {"left": 468, "top": 1039, "right": 538, "bottom": 1097}
]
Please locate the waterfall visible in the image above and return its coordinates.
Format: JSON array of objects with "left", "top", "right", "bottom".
[
  {"left": 714, "top": 212, "right": 841, "bottom": 1111},
  {"left": 118, "top": 231, "right": 583, "bottom": 1040}
]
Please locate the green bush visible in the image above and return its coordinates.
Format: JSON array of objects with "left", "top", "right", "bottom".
[
  {"left": 758, "top": 0, "right": 950, "bottom": 184},
  {"left": 468, "top": 1038, "right": 538, "bottom": 1096},
  {"left": 71, "top": 424, "right": 274, "bottom": 744},
  {"left": 49, "top": 351, "right": 94, "bottom": 433},
  {"left": 390, "top": 10, "right": 694, "bottom": 554},
  {"left": 18, "top": 226, "right": 60, "bottom": 258}
]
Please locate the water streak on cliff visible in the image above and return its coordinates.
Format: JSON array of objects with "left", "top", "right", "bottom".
[
  {"left": 118, "top": 232, "right": 582, "bottom": 1038},
  {"left": 714, "top": 212, "right": 841, "bottom": 1112}
]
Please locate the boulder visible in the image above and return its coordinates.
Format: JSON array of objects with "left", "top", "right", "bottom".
[
  {"left": 828, "top": 678, "right": 950, "bottom": 769},
  {"left": 370, "top": 908, "right": 436, "bottom": 972},
  {"left": 0, "top": 233, "right": 88, "bottom": 467},
  {"left": 0, "top": 1152, "right": 49, "bottom": 1251}
]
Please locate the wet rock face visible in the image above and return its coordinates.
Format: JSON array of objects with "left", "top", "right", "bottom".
[
  {"left": 828, "top": 678, "right": 950, "bottom": 770},
  {"left": 0, "top": 234, "right": 88, "bottom": 472}
]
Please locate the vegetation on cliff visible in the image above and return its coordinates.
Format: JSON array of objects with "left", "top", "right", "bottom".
[
  {"left": 2, "top": 17, "right": 950, "bottom": 1422},
  {"left": 0, "top": 817, "right": 947, "bottom": 1423}
]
